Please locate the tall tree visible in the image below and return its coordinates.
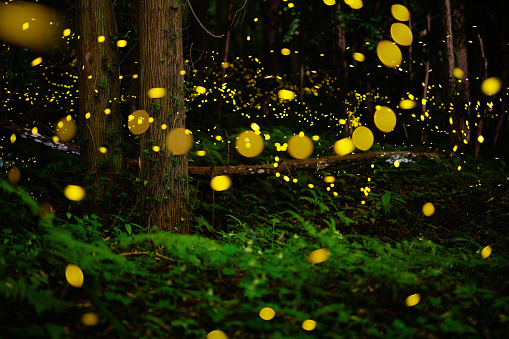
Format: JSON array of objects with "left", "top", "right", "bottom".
[
  {"left": 76, "top": 0, "right": 125, "bottom": 220},
  {"left": 138, "top": 0, "right": 189, "bottom": 233}
]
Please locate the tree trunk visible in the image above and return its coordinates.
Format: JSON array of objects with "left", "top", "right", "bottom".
[
  {"left": 76, "top": 0, "right": 125, "bottom": 221},
  {"left": 439, "top": 0, "right": 456, "bottom": 141},
  {"left": 139, "top": 0, "right": 189, "bottom": 233},
  {"left": 452, "top": 0, "right": 471, "bottom": 145}
]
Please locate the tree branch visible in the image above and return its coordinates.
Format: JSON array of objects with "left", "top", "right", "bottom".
[{"left": 186, "top": 0, "right": 224, "bottom": 38}]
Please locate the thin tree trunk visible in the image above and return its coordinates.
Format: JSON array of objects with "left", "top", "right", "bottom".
[
  {"left": 139, "top": 0, "right": 189, "bottom": 233},
  {"left": 76, "top": 0, "right": 125, "bottom": 220}
]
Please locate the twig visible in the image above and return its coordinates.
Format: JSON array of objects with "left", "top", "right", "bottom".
[{"left": 186, "top": 0, "right": 225, "bottom": 38}]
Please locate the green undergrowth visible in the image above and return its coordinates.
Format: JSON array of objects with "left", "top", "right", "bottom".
[{"left": 1, "top": 154, "right": 509, "bottom": 338}]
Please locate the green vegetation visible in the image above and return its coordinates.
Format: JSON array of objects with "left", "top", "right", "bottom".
[{"left": 1, "top": 153, "right": 508, "bottom": 338}]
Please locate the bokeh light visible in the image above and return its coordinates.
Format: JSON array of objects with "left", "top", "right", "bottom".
[
  {"left": 278, "top": 89, "right": 296, "bottom": 100},
  {"left": 259, "top": 307, "right": 275, "bottom": 320},
  {"left": 352, "top": 126, "right": 374, "bottom": 151},
  {"left": 422, "top": 202, "right": 435, "bottom": 217},
  {"left": 64, "top": 185, "right": 86, "bottom": 202},
  {"left": 288, "top": 133, "right": 314, "bottom": 159},
  {"left": 302, "top": 319, "right": 317, "bottom": 331},
  {"left": 128, "top": 110, "right": 150, "bottom": 135},
  {"left": 8, "top": 166, "right": 21, "bottom": 185},
  {"left": 376, "top": 40, "right": 402, "bottom": 68},
  {"left": 210, "top": 175, "right": 232, "bottom": 191},
  {"left": 481, "top": 245, "right": 492, "bottom": 259},
  {"left": 390, "top": 23, "right": 413, "bottom": 46},
  {"left": 481, "top": 77, "right": 502, "bottom": 96},
  {"left": 166, "top": 128, "right": 194, "bottom": 155},
  {"left": 147, "top": 88, "right": 167, "bottom": 98},
  {"left": 333, "top": 137, "right": 356, "bottom": 156},
  {"left": 65, "top": 264, "right": 84, "bottom": 288},
  {"left": 391, "top": 4, "right": 410, "bottom": 21},
  {"left": 55, "top": 116, "right": 77, "bottom": 142},
  {"left": 207, "top": 330, "right": 228, "bottom": 339},
  {"left": 81, "top": 313, "right": 99, "bottom": 326},
  {"left": 353, "top": 52, "right": 365, "bottom": 62},
  {"left": 373, "top": 106, "right": 397, "bottom": 133},
  {"left": 235, "top": 130, "right": 264, "bottom": 158},
  {"left": 308, "top": 248, "right": 329, "bottom": 264},
  {"left": 405, "top": 293, "right": 420, "bottom": 307}
]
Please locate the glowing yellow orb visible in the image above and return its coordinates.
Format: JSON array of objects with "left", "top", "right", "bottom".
[
  {"left": 98, "top": 147, "right": 107, "bottom": 154},
  {"left": 196, "top": 150, "right": 206, "bottom": 156},
  {"left": 281, "top": 48, "right": 291, "bottom": 56},
  {"left": 147, "top": 88, "right": 167, "bottom": 98},
  {"left": 390, "top": 23, "right": 413, "bottom": 46},
  {"left": 405, "top": 293, "right": 420, "bottom": 307},
  {"left": 236, "top": 130, "right": 264, "bottom": 158},
  {"left": 422, "top": 202, "right": 435, "bottom": 217},
  {"left": 221, "top": 62, "right": 230, "bottom": 69},
  {"left": 323, "top": 0, "right": 336, "bottom": 5},
  {"left": 81, "top": 313, "right": 99, "bottom": 326},
  {"left": 259, "top": 307, "right": 275, "bottom": 320},
  {"left": 391, "top": 4, "right": 410, "bottom": 21},
  {"left": 65, "top": 264, "right": 84, "bottom": 288},
  {"left": 64, "top": 185, "right": 86, "bottom": 202},
  {"left": 210, "top": 175, "right": 232, "bottom": 191},
  {"left": 453, "top": 67, "right": 464, "bottom": 79},
  {"left": 481, "top": 245, "right": 492, "bottom": 259},
  {"left": 348, "top": 0, "right": 363, "bottom": 10},
  {"left": 394, "top": 160, "right": 400, "bottom": 168},
  {"left": 399, "top": 99, "right": 417, "bottom": 109},
  {"left": 207, "top": 330, "right": 227, "bottom": 339},
  {"left": 278, "top": 89, "right": 296, "bottom": 100},
  {"left": 308, "top": 248, "right": 329, "bottom": 264},
  {"left": 477, "top": 135, "right": 484, "bottom": 143},
  {"left": 63, "top": 28, "right": 71, "bottom": 37},
  {"left": 117, "top": 40, "right": 127, "bottom": 47},
  {"left": 55, "top": 117, "right": 77, "bottom": 142},
  {"left": 353, "top": 52, "right": 365, "bottom": 62},
  {"left": 373, "top": 106, "right": 397, "bottom": 133},
  {"left": 98, "top": 35, "right": 105, "bottom": 42},
  {"left": 352, "top": 126, "right": 374, "bottom": 151},
  {"left": 8, "top": 166, "right": 20, "bottom": 185},
  {"left": 31, "top": 57, "right": 42, "bottom": 67},
  {"left": 195, "top": 86, "right": 207, "bottom": 94},
  {"left": 128, "top": 110, "right": 150, "bottom": 135},
  {"left": 302, "top": 319, "right": 317, "bottom": 331},
  {"left": 376, "top": 40, "right": 402, "bottom": 68},
  {"left": 166, "top": 128, "right": 194, "bottom": 155},
  {"left": 324, "top": 176, "right": 335, "bottom": 183},
  {"left": 481, "top": 77, "right": 502, "bottom": 96},
  {"left": 288, "top": 134, "right": 314, "bottom": 159}
]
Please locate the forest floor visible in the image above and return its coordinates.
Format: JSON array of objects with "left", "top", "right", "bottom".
[{"left": 1, "top": 151, "right": 509, "bottom": 338}]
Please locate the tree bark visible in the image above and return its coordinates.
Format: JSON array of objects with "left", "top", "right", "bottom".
[
  {"left": 139, "top": 0, "right": 189, "bottom": 233},
  {"left": 76, "top": 0, "right": 125, "bottom": 220}
]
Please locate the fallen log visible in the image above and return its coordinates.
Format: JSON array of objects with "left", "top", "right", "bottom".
[{"left": 2, "top": 120, "right": 441, "bottom": 177}]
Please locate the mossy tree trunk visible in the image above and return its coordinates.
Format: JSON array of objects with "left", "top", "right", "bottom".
[
  {"left": 138, "top": 0, "right": 189, "bottom": 233},
  {"left": 76, "top": 0, "right": 125, "bottom": 220}
]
